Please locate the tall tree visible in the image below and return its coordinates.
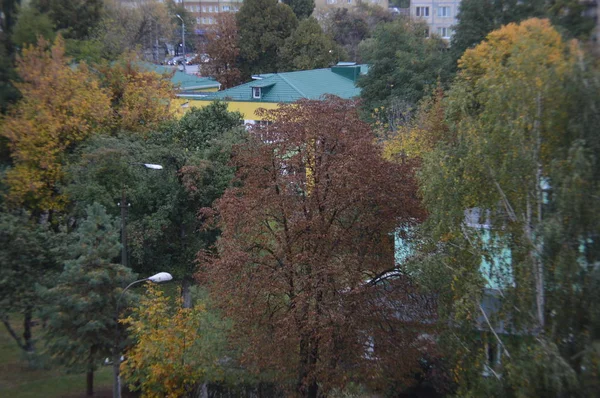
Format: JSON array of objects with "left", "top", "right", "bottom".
[
  {"left": 0, "top": 210, "right": 56, "bottom": 355},
  {"left": 201, "top": 97, "right": 426, "bottom": 397},
  {"left": 1, "top": 36, "right": 111, "bottom": 213},
  {"left": 31, "top": 0, "right": 104, "bottom": 40},
  {"left": 320, "top": 8, "right": 369, "bottom": 62},
  {"left": 282, "top": 0, "right": 314, "bottom": 20},
  {"left": 65, "top": 102, "right": 245, "bottom": 307},
  {"left": 358, "top": 18, "right": 454, "bottom": 123},
  {"left": 278, "top": 17, "right": 345, "bottom": 71},
  {"left": 10, "top": 5, "right": 55, "bottom": 49},
  {"left": 417, "top": 18, "right": 600, "bottom": 396},
  {"left": 450, "top": 0, "right": 595, "bottom": 63},
  {"left": 237, "top": 0, "right": 298, "bottom": 76},
  {"left": 38, "top": 203, "right": 136, "bottom": 396},
  {"left": 203, "top": 13, "right": 243, "bottom": 89}
]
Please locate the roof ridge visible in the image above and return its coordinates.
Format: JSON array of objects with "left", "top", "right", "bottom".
[{"left": 277, "top": 73, "right": 307, "bottom": 98}]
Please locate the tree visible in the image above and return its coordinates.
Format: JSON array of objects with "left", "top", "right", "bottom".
[
  {"left": 38, "top": 203, "right": 136, "bottom": 396},
  {"left": 278, "top": 17, "right": 345, "bottom": 71},
  {"left": 358, "top": 18, "right": 454, "bottom": 123},
  {"left": 282, "top": 0, "right": 314, "bottom": 20},
  {"left": 416, "top": 18, "right": 600, "bottom": 396},
  {"left": 31, "top": 0, "right": 103, "bottom": 40},
  {"left": 450, "top": 0, "right": 595, "bottom": 63},
  {"left": 203, "top": 13, "right": 243, "bottom": 89},
  {"left": 201, "top": 97, "right": 426, "bottom": 397},
  {"left": 0, "top": 210, "right": 56, "bottom": 355},
  {"left": 10, "top": 5, "right": 55, "bottom": 49},
  {"left": 1, "top": 36, "right": 111, "bottom": 213},
  {"left": 95, "top": 0, "right": 176, "bottom": 62},
  {"left": 65, "top": 102, "right": 245, "bottom": 307},
  {"left": 237, "top": 0, "right": 298, "bottom": 76},
  {"left": 96, "top": 54, "right": 176, "bottom": 134},
  {"left": 121, "top": 284, "right": 215, "bottom": 397}
]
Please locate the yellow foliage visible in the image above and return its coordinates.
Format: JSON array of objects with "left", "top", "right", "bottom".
[
  {"left": 120, "top": 284, "right": 206, "bottom": 397},
  {"left": 1, "top": 36, "right": 112, "bottom": 212}
]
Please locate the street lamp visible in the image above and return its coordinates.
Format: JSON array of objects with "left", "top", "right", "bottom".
[
  {"left": 113, "top": 272, "right": 174, "bottom": 398},
  {"left": 176, "top": 14, "right": 186, "bottom": 73}
]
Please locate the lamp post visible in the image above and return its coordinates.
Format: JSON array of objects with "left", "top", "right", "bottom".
[
  {"left": 113, "top": 272, "right": 173, "bottom": 398},
  {"left": 176, "top": 14, "right": 186, "bottom": 73},
  {"left": 113, "top": 162, "right": 164, "bottom": 398}
]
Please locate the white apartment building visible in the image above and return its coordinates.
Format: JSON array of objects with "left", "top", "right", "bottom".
[{"left": 410, "top": 0, "right": 460, "bottom": 39}]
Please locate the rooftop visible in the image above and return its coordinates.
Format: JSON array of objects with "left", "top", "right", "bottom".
[{"left": 197, "top": 63, "right": 368, "bottom": 103}]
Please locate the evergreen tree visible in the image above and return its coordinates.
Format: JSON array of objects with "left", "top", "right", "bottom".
[
  {"left": 39, "top": 203, "right": 136, "bottom": 396},
  {"left": 237, "top": 0, "right": 298, "bottom": 76},
  {"left": 282, "top": 0, "right": 314, "bottom": 20},
  {"left": 278, "top": 17, "right": 345, "bottom": 71}
]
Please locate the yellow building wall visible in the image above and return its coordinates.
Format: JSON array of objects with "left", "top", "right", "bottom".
[{"left": 173, "top": 98, "right": 280, "bottom": 120}]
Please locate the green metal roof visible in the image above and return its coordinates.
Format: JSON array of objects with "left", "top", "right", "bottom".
[
  {"left": 140, "top": 63, "right": 221, "bottom": 91},
  {"left": 206, "top": 65, "right": 368, "bottom": 103}
]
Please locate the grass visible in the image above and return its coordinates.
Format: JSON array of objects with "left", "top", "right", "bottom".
[{"left": 0, "top": 314, "right": 113, "bottom": 398}]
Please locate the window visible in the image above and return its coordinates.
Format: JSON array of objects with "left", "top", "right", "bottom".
[
  {"left": 223, "top": 5, "right": 230, "bottom": 11},
  {"left": 202, "top": 6, "right": 206, "bottom": 12},
  {"left": 202, "top": 17, "right": 207, "bottom": 24},
  {"left": 327, "top": 0, "right": 336, "bottom": 4},
  {"left": 196, "top": 17, "right": 201, "bottom": 24},
  {"left": 252, "top": 87, "right": 261, "bottom": 99},
  {"left": 416, "top": 6, "right": 429, "bottom": 17},
  {"left": 347, "top": 0, "right": 352, "bottom": 3},
  {"left": 437, "top": 27, "right": 453, "bottom": 38},
  {"left": 208, "top": 17, "right": 213, "bottom": 24},
  {"left": 208, "top": 6, "right": 213, "bottom": 12},
  {"left": 437, "top": 6, "right": 450, "bottom": 17},
  {"left": 215, "top": 6, "right": 219, "bottom": 12}
]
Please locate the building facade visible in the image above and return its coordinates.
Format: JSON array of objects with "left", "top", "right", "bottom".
[
  {"left": 313, "top": 0, "right": 389, "bottom": 10},
  {"left": 410, "top": 0, "right": 460, "bottom": 39}
]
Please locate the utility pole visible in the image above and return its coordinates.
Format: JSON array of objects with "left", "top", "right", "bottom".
[{"left": 176, "top": 14, "right": 186, "bottom": 73}]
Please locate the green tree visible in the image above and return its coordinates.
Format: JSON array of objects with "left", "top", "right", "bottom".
[
  {"left": 0, "top": 210, "right": 56, "bottom": 355},
  {"left": 358, "top": 18, "right": 453, "bottom": 122},
  {"left": 10, "top": 5, "right": 55, "bottom": 49},
  {"left": 282, "top": 0, "right": 314, "bottom": 20},
  {"left": 65, "top": 102, "right": 245, "bottom": 307},
  {"left": 38, "top": 203, "right": 136, "bottom": 397},
  {"left": 31, "top": 0, "right": 104, "bottom": 40},
  {"left": 278, "top": 17, "right": 345, "bottom": 71},
  {"left": 416, "top": 19, "right": 600, "bottom": 396},
  {"left": 237, "top": 0, "right": 298, "bottom": 76}
]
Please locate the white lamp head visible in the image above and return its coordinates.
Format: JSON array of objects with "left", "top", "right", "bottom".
[
  {"left": 147, "top": 272, "right": 173, "bottom": 283},
  {"left": 143, "top": 163, "right": 163, "bottom": 170}
]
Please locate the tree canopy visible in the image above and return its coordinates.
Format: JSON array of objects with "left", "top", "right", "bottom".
[{"left": 201, "top": 97, "right": 427, "bottom": 397}]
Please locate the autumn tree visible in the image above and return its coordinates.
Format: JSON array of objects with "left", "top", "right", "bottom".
[
  {"left": 203, "top": 13, "right": 243, "bottom": 89},
  {"left": 416, "top": 19, "right": 600, "bottom": 396},
  {"left": 278, "top": 17, "right": 345, "bottom": 71},
  {"left": 96, "top": 54, "right": 176, "bottom": 134},
  {"left": 201, "top": 97, "right": 426, "bottom": 397},
  {"left": 450, "top": 0, "right": 595, "bottom": 63},
  {"left": 121, "top": 284, "right": 221, "bottom": 397},
  {"left": 237, "top": 0, "right": 298, "bottom": 76},
  {"left": 1, "top": 36, "right": 111, "bottom": 213}
]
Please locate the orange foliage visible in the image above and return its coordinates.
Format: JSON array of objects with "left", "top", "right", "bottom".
[{"left": 1, "top": 36, "right": 111, "bottom": 212}]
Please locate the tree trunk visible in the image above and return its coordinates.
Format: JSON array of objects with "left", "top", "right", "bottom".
[
  {"left": 182, "top": 277, "right": 192, "bottom": 308},
  {"left": 87, "top": 352, "right": 94, "bottom": 397},
  {"left": 23, "top": 306, "right": 34, "bottom": 353}
]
